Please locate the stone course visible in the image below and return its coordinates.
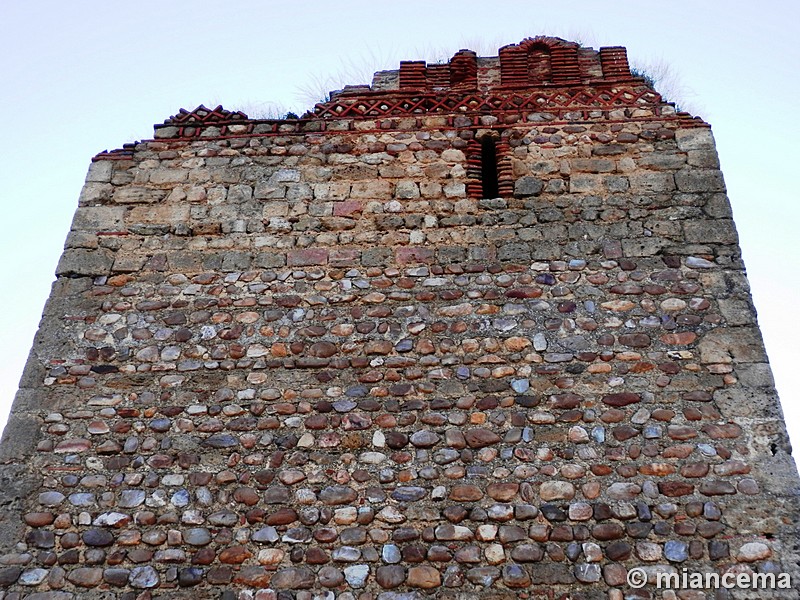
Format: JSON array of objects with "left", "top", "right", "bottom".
[{"left": 1, "top": 36, "right": 799, "bottom": 599}]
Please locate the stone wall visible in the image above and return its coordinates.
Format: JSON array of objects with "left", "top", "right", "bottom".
[{"left": 1, "top": 37, "right": 798, "bottom": 600}]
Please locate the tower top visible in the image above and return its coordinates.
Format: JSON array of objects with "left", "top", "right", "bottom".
[{"left": 103, "top": 37, "right": 699, "bottom": 153}]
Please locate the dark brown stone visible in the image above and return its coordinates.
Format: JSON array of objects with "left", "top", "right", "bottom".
[
  {"left": 67, "top": 568, "right": 104, "bottom": 587},
  {"left": 449, "top": 485, "right": 483, "bottom": 501},
  {"left": 464, "top": 428, "right": 501, "bottom": 448},
  {"left": 376, "top": 565, "right": 406, "bottom": 588},
  {"left": 319, "top": 486, "right": 358, "bottom": 505},
  {"left": 592, "top": 523, "right": 624, "bottom": 541},
  {"left": 233, "top": 486, "right": 259, "bottom": 505},
  {"left": 308, "top": 341, "right": 338, "bottom": 358},
  {"left": 681, "top": 462, "right": 710, "bottom": 478},
  {"left": 318, "top": 566, "right": 344, "bottom": 587},
  {"left": 266, "top": 508, "right": 298, "bottom": 525},
  {"left": 271, "top": 566, "right": 315, "bottom": 589},
  {"left": 659, "top": 481, "right": 695, "bottom": 497},
  {"left": 502, "top": 564, "right": 532, "bottom": 588},
  {"left": 511, "top": 544, "right": 544, "bottom": 562},
  {"left": 487, "top": 482, "right": 519, "bottom": 501},
  {"left": 602, "top": 393, "right": 641, "bottom": 407},
  {"left": 234, "top": 566, "right": 271, "bottom": 587},
  {"left": 605, "top": 541, "right": 632, "bottom": 560}
]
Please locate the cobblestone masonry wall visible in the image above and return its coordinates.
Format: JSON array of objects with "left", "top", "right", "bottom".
[{"left": 1, "top": 38, "right": 799, "bottom": 600}]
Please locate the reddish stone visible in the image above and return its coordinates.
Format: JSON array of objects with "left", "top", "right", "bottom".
[
  {"left": 364, "top": 340, "right": 393, "bottom": 355},
  {"left": 427, "top": 545, "right": 453, "bottom": 561},
  {"left": 266, "top": 508, "right": 298, "bottom": 525},
  {"left": 592, "top": 523, "right": 624, "bottom": 541},
  {"left": 651, "top": 409, "right": 676, "bottom": 421},
  {"left": 701, "top": 424, "right": 742, "bottom": 439},
  {"left": 318, "top": 566, "right": 345, "bottom": 587},
  {"left": 270, "top": 567, "right": 316, "bottom": 589},
  {"left": 219, "top": 545, "right": 252, "bottom": 564},
  {"left": 407, "top": 565, "right": 441, "bottom": 588},
  {"left": 602, "top": 393, "right": 640, "bottom": 407},
  {"left": 603, "top": 563, "right": 627, "bottom": 586},
  {"left": 395, "top": 247, "right": 434, "bottom": 264},
  {"left": 663, "top": 444, "right": 694, "bottom": 458},
  {"left": 505, "top": 286, "right": 542, "bottom": 299},
  {"left": 464, "top": 428, "right": 501, "bottom": 448},
  {"left": 551, "top": 394, "right": 581, "bottom": 409},
  {"left": 661, "top": 332, "right": 697, "bottom": 345},
  {"left": 606, "top": 541, "right": 632, "bottom": 561},
  {"left": 639, "top": 463, "right": 675, "bottom": 476},
  {"left": 275, "top": 295, "right": 302, "bottom": 307},
  {"left": 306, "top": 547, "right": 330, "bottom": 564},
  {"left": 314, "top": 528, "right": 338, "bottom": 543},
  {"left": 610, "top": 283, "right": 643, "bottom": 295},
  {"left": 668, "top": 425, "right": 697, "bottom": 440},
  {"left": 629, "top": 361, "right": 655, "bottom": 373},
  {"left": 24, "top": 512, "right": 55, "bottom": 526},
  {"left": 376, "top": 565, "right": 406, "bottom": 588},
  {"left": 192, "top": 548, "right": 216, "bottom": 565},
  {"left": 449, "top": 485, "right": 484, "bottom": 501},
  {"left": 233, "top": 487, "right": 259, "bottom": 506},
  {"left": 384, "top": 431, "right": 409, "bottom": 448},
  {"left": 333, "top": 200, "right": 363, "bottom": 216},
  {"left": 206, "top": 567, "right": 233, "bottom": 585},
  {"left": 308, "top": 341, "right": 338, "bottom": 358},
  {"left": 675, "top": 522, "right": 697, "bottom": 535},
  {"left": 680, "top": 462, "right": 710, "bottom": 478},
  {"left": 658, "top": 481, "right": 695, "bottom": 497},
  {"left": 234, "top": 566, "right": 271, "bottom": 587},
  {"left": 54, "top": 438, "right": 91, "bottom": 453},
  {"left": 612, "top": 425, "right": 639, "bottom": 441},
  {"left": 487, "top": 483, "right": 519, "bottom": 501},
  {"left": 643, "top": 284, "right": 667, "bottom": 295},
  {"left": 288, "top": 248, "right": 329, "bottom": 266},
  {"left": 600, "top": 409, "right": 625, "bottom": 423}
]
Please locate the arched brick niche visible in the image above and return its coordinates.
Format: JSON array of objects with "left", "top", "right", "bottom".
[
  {"left": 499, "top": 36, "right": 631, "bottom": 87},
  {"left": 389, "top": 37, "right": 634, "bottom": 97}
]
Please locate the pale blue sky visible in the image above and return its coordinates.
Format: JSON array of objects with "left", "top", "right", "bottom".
[{"left": 2, "top": 1, "right": 798, "bottom": 447}]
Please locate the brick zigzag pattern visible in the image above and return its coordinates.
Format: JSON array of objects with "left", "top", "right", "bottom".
[{"left": 313, "top": 87, "right": 664, "bottom": 119}]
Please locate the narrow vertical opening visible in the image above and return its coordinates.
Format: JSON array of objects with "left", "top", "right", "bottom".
[
  {"left": 528, "top": 44, "right": 552, "bottom": 84},
  {"left": 481, "top": 136, "right": 499, "bottom": 199}
]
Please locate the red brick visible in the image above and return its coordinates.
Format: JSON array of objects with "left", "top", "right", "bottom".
[
  {"left": 333, "top": 200, "right": 363, "bottom": 217},
  {"left": 395, "top": 247, "right": 434, "bottom": 264},
  {"left": 288, "top": 248, "right": 329, "bottom": 267}
]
